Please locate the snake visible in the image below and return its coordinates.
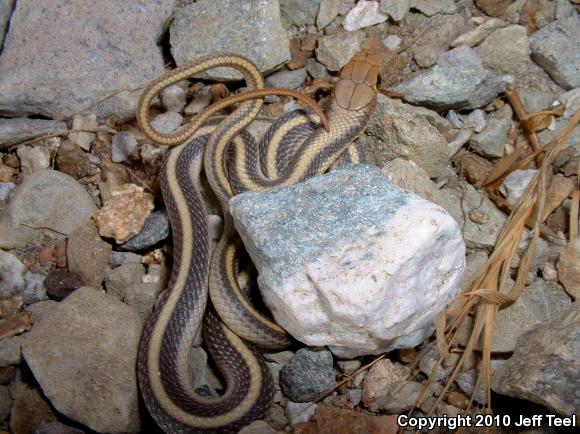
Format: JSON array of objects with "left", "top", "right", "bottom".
[{"left": 136, "top": 50, "right": 379, "bottom": 433}]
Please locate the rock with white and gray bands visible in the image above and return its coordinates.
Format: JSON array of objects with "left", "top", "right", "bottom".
[
  {"left": 120, "top": 211, "right": 170, "bottom": 251},
  {"left": 490, "top": 279, "right": 572, "bottom": 353},
  {"left": 469, "top": 117, "right": 510, "bottom": 158},
  {"left": 280, "top": 0, "right": 320, "bottom": 26},
  {"left": 0, "top": 169, "right": 96, "bottom": 249},
  {"left": 150, "top": 112, "right": 183, "bottom": 134},
  {"left": 230, "top": 165, "right": 465, "bottom": 358},
  {"left": 393, "top": 46, "right": 508, "bottom": 111},
  {"left": 492, "top": 303, "right": 580, "bottom": 415},
  {"left": 0, "top": 250, "right": 47, "bottom": 304},
  {"left": 280, "top": 348, "right": 335, "bottom": 402},
  {"left": 343, "top": 0, "right": 387, "bottom": 31},
  {"left": 111, "top": 131, "right": 138, "bottom": 163},
  {"left": 317, "top": 0, "right": 341, "bottom": 30},
  {"left": 477, "top": 25, "right": 531, "bottom": 75},
  {"left": 0, "top": 0, "right": 14, "bottom": 46},
  {"left": 171, "top": 0, "right": 289, "bottom": 81},
  {"left": 316, "top": 30, "right": 366, "bottom": 71},
  {"left": 0, "top": 118, "right": 68, "bottom": 149},
  {"left": 500, "top": 169, "right": 537, "bottom": 208},
  {"left": 160, "top": 85, "right": 187, "bottom": 113},
  {"left": 0, "top": 0, "right": 174, "bottom": 120},
  {"left": 379, "top": 0, "right": 410, "bottom": 22},
  {"left": 266, "top": 68, "right": 307, "bottom": 90},
  {"left": 22, "top": 287, "right": 142, "bottom": 433},
  {"left": 530, "top": 15, "right": 580, "bottom": 90},
  {"left": 360, "top": 94, "right": 450, "bottom": 178},
  {"left": 451, "top": 18, "right": 507, "bottom": 48},
  {"left": 409, "top": 0, "right": 456, "bottom": 16}
]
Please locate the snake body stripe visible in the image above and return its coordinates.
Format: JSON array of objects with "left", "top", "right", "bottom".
[{"left": 137, "top": 50, "right": 379, "bottom": 433}]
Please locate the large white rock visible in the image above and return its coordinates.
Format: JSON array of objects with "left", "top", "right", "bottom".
[{"left": 230, "top": 164, "right": 465, "bottom": 358}]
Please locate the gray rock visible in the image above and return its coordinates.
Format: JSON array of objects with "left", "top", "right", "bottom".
[
  {"left": 530, "top": 15, "right": 580, "bottom": 90},
  {"left": 439, "top": 180, "right": 507, "bottom": 249},
  {"left": 170, "top": 0, "right": 290, "bottom": 81},
  {"left": 122, "top": 282, "right": 162, "bottom": 320},
  {"left": 120, "top": 210, "right": 170, "bottom": 251},
  {"left": 280, "top": 0, "right": 320, "bottom": 26},
  {"left": 280, "top": 348, "right": 335, "bottom": 402},
  {"left": 67, "top": 222, "right": 112, "bottom": 288},
  {"left": 305, "top": 58, "right": 332, "bottom": 81},
  {"left": 409, "top": 0, "right": 456, "bottom": 16},
  {"left": 0, "top": 169, "right": 96, "bottom": 249},
  {"left": 183, "top": 93, "right": 212, "bottom": 116},
  {"left": 264, "top": 350, "right": 296, "bottom": 364},
  {"left": 556, "top": 0, "right": 576, "bottom": 20},
  {"left": 413, "top": 44, "right": 444, "bottom": 68},
  {"left": 108, "top": 251, "right": 143, "bottom": 267},
  {"left": 0, "top": 335, "right": 23, "bottom": 367},
  {"left": 0, "top": 0, "right": 174, "bottom": 120},
  {"left": 0, "top": 250, "right": 47, "bottom": 304},
  {"left": 518, "top": 89, "right": 557, "bottom": 113},
  {"left": 418, "top": 343, "right": 461, "bottom": 382},
  {"left": 16, "top": 145, "right": 51, "bottom": 175},
  {"left": 316, "top": 30, "right": 366, "bottom": 71},
  {"left": 381, "top": 159, "right": 445, "bottom": 206},
  {"left": 379, "top": 0, "right": 410, "bottom": 22},
  {"left": 451, "top": 18, "right": 508, "bottom": 48},
  {"left": 22, "top": 287, "right": 142, "bottom": 433},
  {"left": 317, "top": 0, "right": 341, "bottom": 30},
  {"left": 105, "top": 262, "right": 145, "bottom": 300},
  {"left": 0, "top": 384, "right": 12, "bottom": 421},
  {"left": 150, "top": 112, "right": 183, "bottom": 134},
  {"left": 0, "top": 118, "right": 68, "bottom": 149},
  {"left": 111, "top": 131, "right": 138, "bottom": 163},
  {"left": 239, "top": 420, "right": 280, "bottom": 434},
  {"left": 266, "top": 68, "right": 307, "bottom": 90},
  {"left": 462, "top": 251, "right": 488, "bottom": 291},
  {"left": 35, "top": 421, "right": 85, "bottom": 434},
  {"left": 492, "top": 279, "right": 572, "bottom": 353},
  {"left": 492, "top": 303, "right": 580, "bottom": 415},
  {"left": 393, "top": 46, "right": 507, "bottom": 110},
  {"left": 478, "top": 25, "right": 531, "bottom": 75},
  {"left": 68, "top": 114, "right": 97, "bottom": 151},
  {"left": 0, "top": 0, "right": 14, "bottom": 47},
  {"left": 0, "top": 182, "right": 15, "bottom": 201},
  {"left": 286, "top": 401, "right": 317, "bottom": 425},
  {"left": 160, "top": 85, "right": 187, "bottom": 113},
  {"left": 470, "top": 117, "right": 510, "bottom": 158},
  {"left": 360, "top": 94, "right": 450, "bottom": 177}
]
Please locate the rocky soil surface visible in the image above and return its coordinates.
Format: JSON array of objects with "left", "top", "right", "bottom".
[{"left": 0, "top": 1, "right": 578, "bottom": 433}]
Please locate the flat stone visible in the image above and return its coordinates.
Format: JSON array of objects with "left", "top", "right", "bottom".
[
  {"left": 409, "top": 0, "right": 457, "bottom": 16},
  {"left": 343, "top": 1, "right": 388, "bottom": 31},
  {"left": 68, "top": 114, "right": 97, "bottom": 151},
  {"left": 111, "top": 131, "right": 138, "bottom": 163},
  {"left": 266, "top": 68, "right": 307, "bottom": 90},
  {"left": 530, "top": 15, "right": 580, "bottom": 90},
  {"left": 0, "top": 118, "right": 68, "bottom": 149},
  {"left": 0, "top": 0, "right": 174, "bottom": 120},
  {"left": 280, "top": 0, "right": 320, "bottom": 26},
  {"left": 470, "top": 117, "right": 511, "bottom": 158},
  {"left": 22, "top": 287, "right": 142, "bottom": 433},
  {"left": 379, "top": 0, "right": 410, "bottom": 22},
  {"left": 150, "top": 112, "right": 183, "bottom": 134},
  {"left": 230, "top": 165, "right": 465, "bottom": 358},
  {"left": 492, "top": 303, "right": 580, "bottom": 415},
  {"left": 412, "top": 44, "right": 444, "bottom": 69},
  {"left": 0, "top": 169, "right": 96, "bottom": 249},
  {"left": 280, "top": 348, "right": 335, "bottom": 402},
  {"left": 0, "top": 250, "right": 47, "bottom": 304},
  {"left": 393, "top": 46, "right": 507, "bottom": 111},
  {"left": 451, "top": 18, "right": 508, "bottom": 48},
  {"left": 104, "top": 262, "right": 146, "bottom": 300},
  {"left": 44, "top": 270, "right": 83, "bottom": 301},
  {"left": 170, "top": 0, "right": 290, "bottom": 81},
  {"left": 316, "top": 30, "right": 366, "bottom": 71},
  {"left": 317, "top": 0, "right": 341, "bottom": 30},
  {"left": 67, "top": 221, "right": 112, "bottom": 288},
  {"left": 286, "top": 401, "right": 317, "bottom": 425},
  {"left": 478, "top": 25, "right": 531, "bottom": 75},
  {"left": 360, "top": 94, "right": 450, "bottom": 177},
  {"left": 120, "top": 210, "right": 170, "bottom": 251}
]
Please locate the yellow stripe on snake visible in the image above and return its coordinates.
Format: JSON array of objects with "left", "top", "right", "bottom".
[{"left": 136, "top": 50, "right": 379, "bottom": 433}]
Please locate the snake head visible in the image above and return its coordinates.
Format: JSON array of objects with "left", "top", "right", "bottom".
[{"left": 333, "top": 50, "right": 379, "bottom": 114}]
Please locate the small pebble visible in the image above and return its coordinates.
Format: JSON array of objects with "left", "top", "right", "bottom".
[
  {"left": 111, "top": 131, "right": 138, "bottom": 163},
  {"left": 160, "top": 85, "right": 187, "bottom": 113},
  {"left": 16, "top": 145, "right": 51, "bottom": 175},
  {"left": 150, "top": 112, "right": 183, "bottom": 134},
  {"left": 280, "top": 348, "right": 335, "bottom": 402},
  {"left": 383, "top": 35, "right": 401, "bottom": 50},
  {"left": 541, "top": 263, "right": 558, "bottom": 281},
  {"left": 0, "top": 182, "right": 15, "bottom": 201},
  {"left": 43, "top": 270, "right": 83, "bottom": 301},
  {"left": 108, "top": 251, "right": 143, "bottom": 267},
  {"left": 286, "top": 401, "right": 317, "bottom": 425},
  {"left": 68, "top": 114, "right": 97, "bottom": 151}
]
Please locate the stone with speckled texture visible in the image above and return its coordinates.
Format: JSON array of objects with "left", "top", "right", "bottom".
[{"left": 230, "top": 164, "right": 465, "bottom": 358}]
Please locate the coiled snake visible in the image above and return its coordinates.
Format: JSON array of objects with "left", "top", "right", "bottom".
[{"left": 136, "top": 50, "right": 379, "bottom": 433}]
